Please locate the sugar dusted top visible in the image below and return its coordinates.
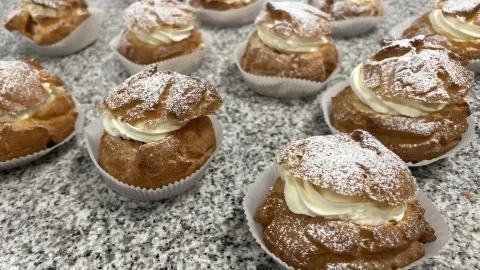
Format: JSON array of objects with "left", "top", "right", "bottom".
[
  {"left": 363, "top": 35, "right": 474, "bottom": 104},
  {"left": 437, "top": 0, "right": 480, "bottom": 15},
  {"left": 24, "top": 0, "right": 88, "bottom": 9},
  {"left": 276, "top": 130, "right": 417, "bottom": 206},
  {"left": 98, "top": 67, "right": 222, "bottom": 125},
  {"left": 255, "top": 1, "right": 331, "bottom": 38},
  {"left": 125, "top": 0, "right": 195, "bottom": 32},
  {"left": 0, "top": 60, "right": 60, "bottom": 115}
]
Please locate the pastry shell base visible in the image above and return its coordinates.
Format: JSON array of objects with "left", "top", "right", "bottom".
[
  {"left": 234, "top": 39, "right": 342, "bottom": 99},
  {"left": 0, "top": 97, "right": 84, "bottom": 171},
  {"left": 85, "top": 115, "right": 224, "bottom": 201},
  {"left": 244, "top": 164, "right": 451, "bottom": 270},
  {"left": 320, "top": 81, "right": 476, "bottom": 167},
  {"left": 110, "top": 30, "right": 212, "bottom": 76}
]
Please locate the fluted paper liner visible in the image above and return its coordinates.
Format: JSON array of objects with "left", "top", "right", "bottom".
[
  {"left": 321, "top": 81, "right": 477, "bottom": 167},
  {"left": 19, "top": 8, "right": 104, "bottom": 56},
  {"left": 85, "top": 116, "right": 224, "bottom": 201},
  {"left": 331, "top": 2, "right": 391, "bottom": 37},
  {"left": 234, "top": 41, "right": 342, "bottom": 99},
  {"left": 0, "top": 97, "right": 85, "bottom": 171},
  {"left": 244, "top": 164, "right": 451, "bottom": 270},
  {"left": 389, "top": 16, "right": 480, "bottom": 73},
  {"left": 110, "top": 31, "right": 212, "bottom": 76},
  {"left": 187, "top": 0, "right": 266, "bottom": 27}
]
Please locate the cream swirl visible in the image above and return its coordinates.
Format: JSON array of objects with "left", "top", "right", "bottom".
[
  {"left": 429, "top": 9, "right": 480, "bottom": 40},
  {"left": 0, "top": 83, "right": 56, "bottom": 122},
  {"left": 282, "top": 169, "right": 407, "bottom": 226},
  {"left": 350, "top": 64, "right": 447, "bottom": 117},
  {"left": 257, "top": 24, "right": 328, "bottom": 53},
  {"left": 102, "top": 113, "right": 186, "bottom": 143},
  {"left": 131, "top": 25, "right": 195, "bottom": 46}
]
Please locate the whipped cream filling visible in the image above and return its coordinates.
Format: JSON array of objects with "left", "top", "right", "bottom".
[
  {"left": 282, "top": 169, "right": 407, "bottom": 226},
  {"left": 102, "top": 113, "right": 186, "bottom": 143},
  {"left": 21, "top": 3, "right": 88, "bottom": 18},
  {"left": 257, "top": 24, "right": 329, "bottom": 53},
  {"left": 131, "top": 25, "right": 194, "bottom": 46},
  {"left": 430, "top": 9, "right": 480, "bottom": 40},
  {"left": 350, "top": 64, "right": 447, "bottom": 117},
  {"left": 0, "top": 83, "right": 57, "bottom": 122}
]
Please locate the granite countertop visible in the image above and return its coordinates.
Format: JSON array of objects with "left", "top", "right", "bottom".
[{"left": 0, "top": 0, "right": 479, "bottom": 269}]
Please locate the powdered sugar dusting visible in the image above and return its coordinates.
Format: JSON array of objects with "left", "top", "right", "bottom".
[
  {"left": 256, "top": 1, "right": 331, "bottom": 38},
  {"left": 441, "top": 0, "right": 480, "bottom": 15},
  {"left": 276, "top": 130, "right": 417, "bottom": 206},
  {"left": 125, "top": 0, "right": 195, "bottom": 31},
  {"left": 309, "top": 0, "right": 380, "bottom": 20},
  {"left": 0, "top": 61, "right": 49, "bottom": 115},
  {"left": 363, "top": 36, "right": 474, "bottom": 104},
  {"left": 28, "top": 0, "right": 88, "bottom": 9},
  {"left": 306, "top": 221, "right": 360, "bottom": 255},
  {"left": 102, "top": 66, "right": 222, "bottom": 124},
  {"left": 372, "top": 115, "right": 441, "bottom": 136}
]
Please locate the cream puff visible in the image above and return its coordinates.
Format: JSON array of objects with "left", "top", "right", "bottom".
[
  {"left": 4, "top": 0, "right": 90, "bottom": 45},
  {"left": 96, "top": 66, "right": 223, "bottom": 189},
  {"left": 0, "top": 59, "right": 78, "bottom": 161},
  {"left": 118, "top": 0, "right": 203, "bottom": 65},
  {"left": 309, "top": 0, "right": 383, "bottom": 21},
  {"left": 241, "top": 2, "right": 339, "bottom": 82},
  {"left": 402, "top": 0, "right": 480, "bottom": 60},
  {"left": 189, "top": 0, "right": 256, "bottom": 11},
  {"left": 255, "top": 130, "right": 437, "bottom": 269},
  {"left": 330, "top": 36, "right": 473, "bottom": 162}
]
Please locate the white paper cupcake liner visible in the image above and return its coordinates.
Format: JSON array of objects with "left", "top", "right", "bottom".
[
  {"left": 110, "top": 31, "right": 213, "bottom": 76},
  {"left": 321, "top": 81, "right": 477, "bottom": 167},
  {"left": 187, "top": 0, "right": 266, "bottom": 27},
  {"left": 244, "top": 164, "right": 451, "bottom": 270},
  {"left": 331, "top": 2, "right": 391, "bottom": 38},
  {"left": 0, "top": 97, "right": 85, "bottom": 171},
  {"left": 84, "top": 115, "right": 224, "bottom": 201},
  {"left": 20, "top": 8, "right": 105, "bottom": 56},
  {"left": 389, "top": 16, "right": 480, "bottom": 73},
  {"left": 234, "top": 41, "right": 342, "bottom": 99}
]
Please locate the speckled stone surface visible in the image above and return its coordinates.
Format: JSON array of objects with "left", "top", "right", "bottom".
[{"left": 0, "top": 0, "right": 479, "bottom": 269}]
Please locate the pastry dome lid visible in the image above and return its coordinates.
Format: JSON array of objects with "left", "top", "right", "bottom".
[{"left": 276, "top": 130, "right": 418, "bottom": 206}]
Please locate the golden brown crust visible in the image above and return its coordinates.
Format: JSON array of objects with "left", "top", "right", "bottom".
[
  {"left": 98, "top": 116, "right": 216, "bottom": 189},
  {"left": 330, "top": 87, "right": 471, "bottom": 162},
  {"left": 254, "top": 179, "right": 436, "bottom": 270},
  {"left": 28, "top": 0, "right": 88, "bottom": 10},
  {"left": 125, "top": 0, "right": 195, "bottom": 31},
  {"left": 0, "top": 59, "right": 65, "bottom": 116},
  {"left": 97, "top": 67, "right": 222, "bottom": 126},
  {"left": 276, "top": 130, "right": 418, "bottom": 206},
  {"left": 4, "top": 3, "right": 89, "bottom": 45},
  {"left": 0, "top": 86, "right": 77, "bottom": 161},
  {"left": 117, "top": 28, "right": 204, "bottom": 65},
  {"left": 363, "top": 36, "right": 473, "bottom": 104},
  {"left": 402, "top": 13, "right": 480, "bottom": 60},
  {"left": 435, "top": 0, "right": 480, "bottom": 24},
  {"left": 189, "top": 0, "right": 255, "bottom": 11},
  {"left": 308, "top": 0, "right": 383, "bottom": 21},
  {"left": 256, "top": 1, "right": 332, "bottom": 38},
  {"left": 241, "top": 32, "right": 338, "bottom": 82}
]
